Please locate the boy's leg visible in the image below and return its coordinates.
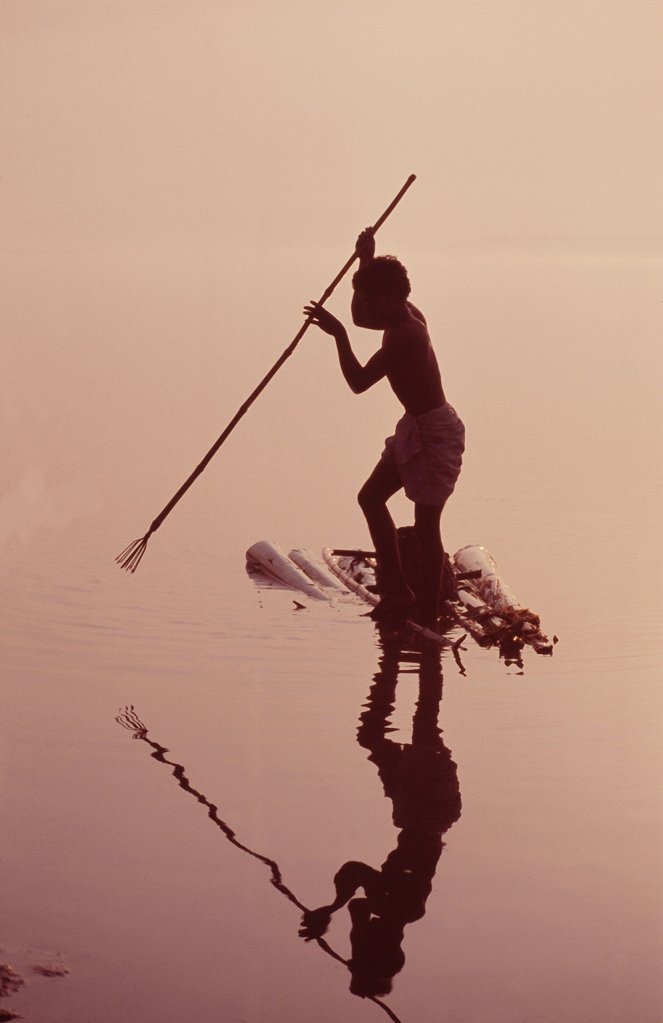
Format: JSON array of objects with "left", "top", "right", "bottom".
[
  {"left": 414, "top": 502, "right": 445, "bottom": 627},
  {"left": 358, "top": 461, "right": 416, "bottom": 613}
]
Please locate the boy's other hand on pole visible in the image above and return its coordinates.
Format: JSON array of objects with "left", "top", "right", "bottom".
[{"left": 303, "top": 301, "right": 345, "bottom": 339}]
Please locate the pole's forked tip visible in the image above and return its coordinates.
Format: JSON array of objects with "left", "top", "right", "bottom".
[{"left": 115, "top": 534, "right": 149, "bottom": 573}]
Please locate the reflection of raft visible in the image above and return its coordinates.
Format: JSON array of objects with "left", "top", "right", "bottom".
[{"left": 246, "top": 540, "right": 555, "bottom": 663}]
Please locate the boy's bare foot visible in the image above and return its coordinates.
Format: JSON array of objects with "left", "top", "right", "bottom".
[{"left": 366, "top": 590, "right": 417, "bottom": 621}]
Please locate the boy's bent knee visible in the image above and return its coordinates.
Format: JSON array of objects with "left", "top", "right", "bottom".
[{"left": 357, "top": 483, "right": 378, "bottom": 512}]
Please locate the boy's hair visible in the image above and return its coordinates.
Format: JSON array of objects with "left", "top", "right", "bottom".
[{"left": 352, "top": 255, "right": 411, "bottom": 300}]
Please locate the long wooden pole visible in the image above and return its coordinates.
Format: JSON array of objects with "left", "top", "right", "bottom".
[{"left": 117, "top": 174, "right": 416, "bottom": 571}]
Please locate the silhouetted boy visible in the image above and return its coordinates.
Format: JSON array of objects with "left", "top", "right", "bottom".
[{"left": 304, "top": 229, "right": 464, "bottom": 626}]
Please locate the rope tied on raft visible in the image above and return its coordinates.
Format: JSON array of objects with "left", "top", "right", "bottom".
[{"left": 116, "top": 174, "right": 417, "bottom": 573}]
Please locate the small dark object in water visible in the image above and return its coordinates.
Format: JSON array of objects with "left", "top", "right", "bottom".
[
  {"left": 31, "top": 965, "right": 69, "bottom": 978},
  {"left": 0, "top": 965, "right": 24, "bottom": 999},
  {"left": 0, "top": 1010, "right": 22, "bottom": 1021}
]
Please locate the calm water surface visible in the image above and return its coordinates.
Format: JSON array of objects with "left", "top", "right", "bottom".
[
  {"left": 2, "top": 257, "right": 662, "bottom": 1022},
  {"left": 2, "top": 513, "right": 662, "bottom": 1022}
]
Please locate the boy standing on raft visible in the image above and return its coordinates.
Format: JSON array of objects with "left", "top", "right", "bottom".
[{"left": 304, "top": 229, "right": 464, "bottom": 628}]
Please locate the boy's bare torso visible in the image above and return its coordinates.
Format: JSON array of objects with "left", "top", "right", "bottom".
[{"left": 382, "top": 313, "right": 446, "bottom": 417}]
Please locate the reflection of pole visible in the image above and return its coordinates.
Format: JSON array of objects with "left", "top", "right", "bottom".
[{"left": 116, "top": 707, "right": 404, "bottom": 1023}]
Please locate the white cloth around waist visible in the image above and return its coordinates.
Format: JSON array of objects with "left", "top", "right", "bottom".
[{"left": 381, "top": 403, "right": 465, "bottom": 506}]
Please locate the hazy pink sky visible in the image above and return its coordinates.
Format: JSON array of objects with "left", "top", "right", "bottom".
[
  {"left": 2, "top": 1, "right": 661, "bottom": 555},
  {"left": 3, "top": 0, "right": 661, "bottom": 253}
]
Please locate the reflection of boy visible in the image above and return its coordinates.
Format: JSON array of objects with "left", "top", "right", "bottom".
[
  {"left": 300, "top": 830, "right": 447, "bottom": 998},
  {"left": 299, "top": 641, "right": 461, "bottom": 997},
  {"left": 305, "top": 229, "right": 464, "bottom": 627}
]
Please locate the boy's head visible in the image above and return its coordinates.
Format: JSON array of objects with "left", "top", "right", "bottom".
[{"left": 351, "top": 256, "right": 411, "bottom": 328}]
